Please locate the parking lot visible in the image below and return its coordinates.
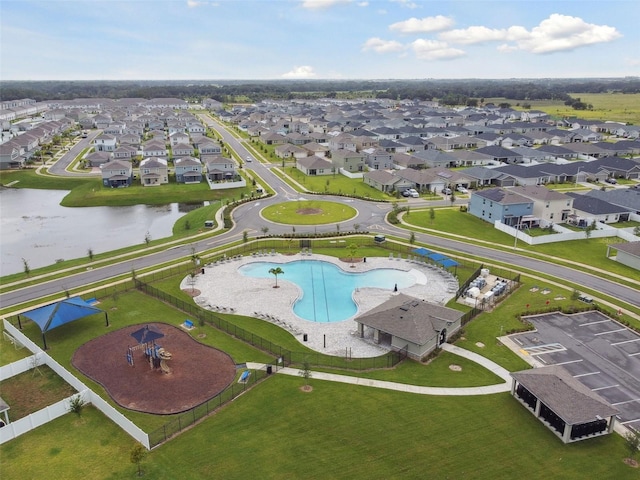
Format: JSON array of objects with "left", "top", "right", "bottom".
[{"left": 510, "top": 311, "right": 640, "bottom": 432}]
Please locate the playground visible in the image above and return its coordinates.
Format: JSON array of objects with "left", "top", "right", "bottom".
[{"left": 71, "top": 322, "right": 236, "bottom": 415}]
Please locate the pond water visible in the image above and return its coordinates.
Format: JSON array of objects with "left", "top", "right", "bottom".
[{"left": 0, "top": 188, "right": 200, "bottom": 276}]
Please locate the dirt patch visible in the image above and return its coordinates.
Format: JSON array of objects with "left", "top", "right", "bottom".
[
  {"left": 72, "top": 323, "right": 236, "bottom": 415},
  {"left": 296, "top": 208, "right": 323, "bottom": 215},
  {"left": 623, "top": 458, "right": 638, "bottom": 468},
  {"left": 449, "top": 364, "right": 462, "bottom": 372},
  {"left": 300, "top": 385, "right": 314, "bottom": 392}
]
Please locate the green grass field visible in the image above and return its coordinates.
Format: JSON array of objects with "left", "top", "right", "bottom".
[
  {"left": 487, "top": 92, "right": 640, "bottom": 125},
  {"left": 261, "top": 200, "right": 358, "bottom": 226}
]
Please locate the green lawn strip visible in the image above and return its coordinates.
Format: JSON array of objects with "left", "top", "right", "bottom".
[
  {"left": 0, "top": 365, "right": 76, "bottom": 420},
  {"left": 151, "top": 377, "right": 634, "bottom": 480},
  {"left": 281, "top": 166, "right": 392, "bottom": 200},
  {"left": 1, "top": 323, "right": 31, "bottom": 365},
  {"left": 0, "top": 169, "right": 90, "bottom": 190},
  {"left": 311, "top": 351, "right": 504, "bottom": 387},
  {"left": 403, "top": 208, "right": 640, "bottom": 287},
  {"left": 0, "top": 406, "right": 137, "bottom": 480},
  {"left": 261, "top": 200, "right": 357, "bottom": 226}
]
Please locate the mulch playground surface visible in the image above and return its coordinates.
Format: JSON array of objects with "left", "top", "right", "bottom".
[{"left": 72, "top": 323, "right": 236, "bottom": 415}]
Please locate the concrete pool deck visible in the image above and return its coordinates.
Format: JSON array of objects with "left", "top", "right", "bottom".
[{"left": 182, "top": 253, "right": 458, "bottom": 358}]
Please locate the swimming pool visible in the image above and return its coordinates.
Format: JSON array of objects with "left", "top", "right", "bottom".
[{"left": 238, "top": 260, "right": 417, "bottom": 322}]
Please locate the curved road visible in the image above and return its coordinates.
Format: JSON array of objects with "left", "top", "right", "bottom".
[{"left": 1, "top": 118, "right": 638, "bottom": 310}]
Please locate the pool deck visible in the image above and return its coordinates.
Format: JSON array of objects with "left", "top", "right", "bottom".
[{"left": 183, "top": 253, "right": 458, "bottom": 358}]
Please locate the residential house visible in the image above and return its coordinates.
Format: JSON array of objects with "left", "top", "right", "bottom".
[
  {"left": 364, "top": 149, "right": 394, "bottom": 171},
  {"left": 101, "top": 160, "right": 133, "bottom": 188},
  {"left": 363, "top": 170, "right": 407, "bottom": 193},
  {"left": 328, "top": 133, "right": 357, "bottom": 152},
  {"left": 172, "top": 143, "right": 194, "bottom": 158},
  {"left": 511, "top": 185, "right": 573, "bottom": 224},
  {"left": 111, "top": 145, "right": 137, "bottom": 161},
  {"left": 205, "top": 156, "right": 237, "bottom": 181},
  {"left": 139, "top": 157, "right": 169, "bottom": 186},
  {"left": 392, "top": 153, "right": 426, "bottom": 170},
  {"left": 331, "top": 149, "right": 365, "bottom": 173},
  {"left": 475, "top": 145, "right": 523, "bottom": 164},
  {"left": 169, "top": 132, "right": 190, "bottom": 147},
  {"left": 567, "top": 192, "right": 631, "bottom": 225},
  {"left": 275, "top": 144, "right": 308, "bottom": 160},
  {"left": 0, "top": 143, "right": 23, "bottom": 169},
  {"left": 296, "top": 155, "right": 333, "bottom": 176},
  {"left": 142, "top": 140, "right": 168, "bottom": 159},
  {"left": 93, "top": 134, "right": 117, "bottom": 152},
  {"left": 411, "top": 149, "right": 458, "bottom": 169},
  {"left": 198, "top": 140, "right": 222, "bottom": 156},
  {"left": 468, "top": 188, "right": 534, "bottom": 227},
  {"left": 302, "top": 142, "right": 330, "bottom": 158},
  {"left": 85, "top": 151, "right": 111, "bottom": 168},
  {"left": 174, "top": 157, "right": 203, "bottom": 184},
  {"left": 584, "top": 187, "right": 640, "bottom": 215}
]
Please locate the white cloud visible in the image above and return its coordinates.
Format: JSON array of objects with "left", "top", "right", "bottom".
[
  {"left": 518, "top": 14, "right": 621, "bottom": 53},
  {"left": 439, "top": 14, "right": 620, "bottom": 54},
  {"left": 356, "top": 1, "right": 369, "bottom": 6},
  {"left": 410, "top": 39, "right": 465, "bottom": 60},
  {"left": 362, "top": 37, "right": 405, "bottom": 53},
  {"left": 390, "top": 15, "right": 454, "bottom": 34},
  {"left": 390, "top": 0, "right": 418, "bottom": 9},
  {"left": 186, "top": 0, "right": 218, "bottom": 7},
  {"left": 301, "top": 0, "right": 351, "bottom": 9},
  {"left": 282, "top": 66, "right": 318, "bottom": 79}
]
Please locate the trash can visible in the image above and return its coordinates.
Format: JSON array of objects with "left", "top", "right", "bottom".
[
  {"left": 266, "top": 365, "right": 273, "bottom": 375},
  {"left": 303, "top": 334, "right": 308, "bottom": 342},
  {"left": 201, "top": 268, "right": 205, "bottom": 274}
]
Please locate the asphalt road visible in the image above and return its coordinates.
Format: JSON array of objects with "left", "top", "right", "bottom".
[{"left": 1, "top": 118, "right": 638, "bottom": 310}]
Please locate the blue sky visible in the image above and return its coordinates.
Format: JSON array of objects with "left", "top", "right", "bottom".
[{"left": 1, "top": 0, "right": 638, "bottom": 80}]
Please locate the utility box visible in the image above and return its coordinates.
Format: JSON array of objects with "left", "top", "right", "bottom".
[
  {"left": 204, "top": 220, "right": 214, "bottom": 228},
  {"left": 374, "top": 234, "right": 386, "bottom": 244}
]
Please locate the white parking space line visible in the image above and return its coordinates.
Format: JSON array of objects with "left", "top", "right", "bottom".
[
  {"left": 594, "top": 328, "right": 627, "bottom": 336},
  {"left": 580, "top": 319, "right": 611, "bottom": 327},
  {"left": 573, "top": 372, "right": 600, "bottom": 378},
  {"left": 555, "top": 359, "right": 583, "bottom": 366},
  {"left": 523, "top": 343, "right": 566, "bottom": 355},
  {"left": 612, "top": 398, "right": 640, "bottom": 406},
  {"left": 592, "top": 385, "right": 619, "bottom": 391},
  {"left": 611, "top": 338, "right": 640, "bottom": 346}
]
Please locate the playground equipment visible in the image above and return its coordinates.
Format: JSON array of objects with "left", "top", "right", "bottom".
[{"left": 127, "top": 325, "right": 173, "bottom": 374}]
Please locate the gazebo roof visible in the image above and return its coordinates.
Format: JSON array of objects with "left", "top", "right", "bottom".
[{"left": 511, "top": 366, "right": 619, "bottom": 425}]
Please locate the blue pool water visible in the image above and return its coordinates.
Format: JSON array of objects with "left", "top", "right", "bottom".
[{"left": 238, "top": 260, "right": 416, "bottom": 322}]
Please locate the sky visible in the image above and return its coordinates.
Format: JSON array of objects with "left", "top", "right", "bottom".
[{"left": 1, "top": 0, "right": 638, "bottom": 81}]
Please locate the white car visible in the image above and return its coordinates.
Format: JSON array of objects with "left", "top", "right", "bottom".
[
  {"left": 245, "top": 156, "right": 252, "bottom": 162},
  {"left": 456, "top": 186, "right": 469, "bottom": 194}
]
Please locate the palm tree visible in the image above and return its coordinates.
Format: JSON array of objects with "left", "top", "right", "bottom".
[{"left": 269, "top": 267, "right": 284, "bottom": 288}]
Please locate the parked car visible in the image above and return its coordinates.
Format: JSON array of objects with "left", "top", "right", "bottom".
[
  {"left": 401, "top": 189, "right": 411, "bottom": 197},
  {"left": 456, "top": 186, "right": 469, "bottom": 194},
  {"left": 407, "top": 188, "right": 419, "bottom": 198},
  {"left": 442, "top": 187, "right": 452, "bottom": 195},
  {"left": 605, "top": 177, "right": 617, "bottom": 184}
]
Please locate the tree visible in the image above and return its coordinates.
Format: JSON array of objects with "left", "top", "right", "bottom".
[
  {"left": 585, "top": 221, "right": 597, "bottom": 239},
  {"left": 429, "top": 207, "right": 436, "bottom": 225},
  {"left": 299, "top": 361, "right": 312, "bottom": 390},
  {"left": 409, "top": 231, "right": 416, "bottom": 244},
  {"left": 450, "top": 190, "right": 456, "bottom": 206},
  {"left": 242, "top": 230, "right": 248, "bottom": 243},
  {"left": 261, "top": 226, "right": 269, "bottom": 236},
  {"left": 269, "top": 267, "right": 284, "bottom": 288},
  {"left": 353, "top": 223, "right": 360, "bottom": 232},
  {"left": 633, "top": 225, "right": 640, "bottom": 237},
  {"left": 22, "top": 257, "right": 30, "bottom": 276},
  {"left": 624, "top": 429, "right": 640, "bottom": 466},
  {"left": 144, "top": 231, "right": 151, "bottom": 246},
  {"left": 130, "top": 443, "right": 148, "bottom": 477},
  {"left": 87, "top": 248, "right": 94, "bottom": 261},
  {"left": 348, "top": 243, "right": 359, "bottom": 267}
]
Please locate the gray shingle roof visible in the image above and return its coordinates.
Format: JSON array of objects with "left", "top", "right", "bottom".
[{"left": 511, "top": 366, "right": 618, "bottom": 425}]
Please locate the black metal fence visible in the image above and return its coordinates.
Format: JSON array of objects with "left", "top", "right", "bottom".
[{"left": 148, "top": 364, "right": 271, "bottom": 448}]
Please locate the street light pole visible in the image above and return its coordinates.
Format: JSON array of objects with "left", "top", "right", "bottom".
[{"left": 575, "top": 167, "right": 582, "bottom": 186}]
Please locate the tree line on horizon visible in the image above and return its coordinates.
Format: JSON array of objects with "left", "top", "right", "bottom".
[{"left": 1, "top": 78, "right": 638, "bottom": 105}]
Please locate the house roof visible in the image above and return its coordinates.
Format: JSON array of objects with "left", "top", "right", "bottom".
[
  {"left": 511, "top": 366, "right": 618, "bottom": 425},
  {"left": 356, "top": 294, "right": 463, "bottom": 345},
  {"left": 511, "top": 185, "right": 572, "bottom": 202},
  {"left": 611, "top": 241, "right": 640, "bottom": 258},
  {"left": 584, "top": 187, "right": 640, "bottom": 211},
  {"left": 567, "top": 192, "right": 629, "bottom": 215},
  {"left": 472, "top": 188, "right": 532, "bottom": 205},
  {"left": 364, "top": 170, "right": 401, "bottom": 186}
]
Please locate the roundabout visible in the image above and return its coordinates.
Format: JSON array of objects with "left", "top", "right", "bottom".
[{"left": 260, "top": 200, "right": 357, "bottom": 225}]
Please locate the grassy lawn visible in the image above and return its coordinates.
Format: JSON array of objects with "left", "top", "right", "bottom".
[
  {"left": 3, "top": 377, "right": 635, "bottom": 479},
  {"left": 282, "top": 166, "right": 393, "bottom": 200},
  {"left": 486, "top": 92, "right": 640, "bottom": 125},
  {"left": 261, "top": 200, "right": 357, "bottom": 226},
  {"left": 404, "top": 207, "right": 640, "bottom": 281},
  {"left": 0, "top": 365, "right": 76, "bottom": 420},
  {"left": 0, "top": 169, "right": 90, "bottom": 190}
]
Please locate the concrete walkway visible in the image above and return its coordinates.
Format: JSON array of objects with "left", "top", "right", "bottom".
[{"left": 246, "top": 343, "right": 512, "bottom": 396}]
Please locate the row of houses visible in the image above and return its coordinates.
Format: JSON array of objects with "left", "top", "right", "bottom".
[
  {"left": 101, "top": 155, "right": 239, "bottom": 187},
  {"left": 0, "top": 118, "right": 74, "bottom": 169},
  {"left": 468, "top": 185, "right": 640, "bottom": 228}
]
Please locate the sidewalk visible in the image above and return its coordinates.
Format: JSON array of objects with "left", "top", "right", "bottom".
[{"left": 247, "top": 344, "right": 512, "bottom": 396}]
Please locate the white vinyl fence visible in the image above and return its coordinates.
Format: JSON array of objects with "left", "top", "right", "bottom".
[
  {"left": 0, "top": 319, "right": 150, "bottom": 449},
  {"left": 495, "top": 220, "right": 639, "bottom": 245}
]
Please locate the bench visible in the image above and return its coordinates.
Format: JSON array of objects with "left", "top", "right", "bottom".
[
  {"left": 239, "top": 370, "right": 251, "bottom": 383},
  {"left": 182, "top": 319, "right": 194, "bottom": 329}
]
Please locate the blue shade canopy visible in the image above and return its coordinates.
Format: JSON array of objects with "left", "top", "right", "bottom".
[
  {"left": 412, "top": 247, "right": 432, "bottom": 256},
  {"left": 21, "top": 297, "right": 103, "bottom": 333},
  {"left": 427, "top": 253, "right": 448, "bottom": 261},
  {"left": 131, "top": 325, "right": 164, "bottom": 344},
  {"left": 439, "top": 258, "right": 459, "bottom": 267}
]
